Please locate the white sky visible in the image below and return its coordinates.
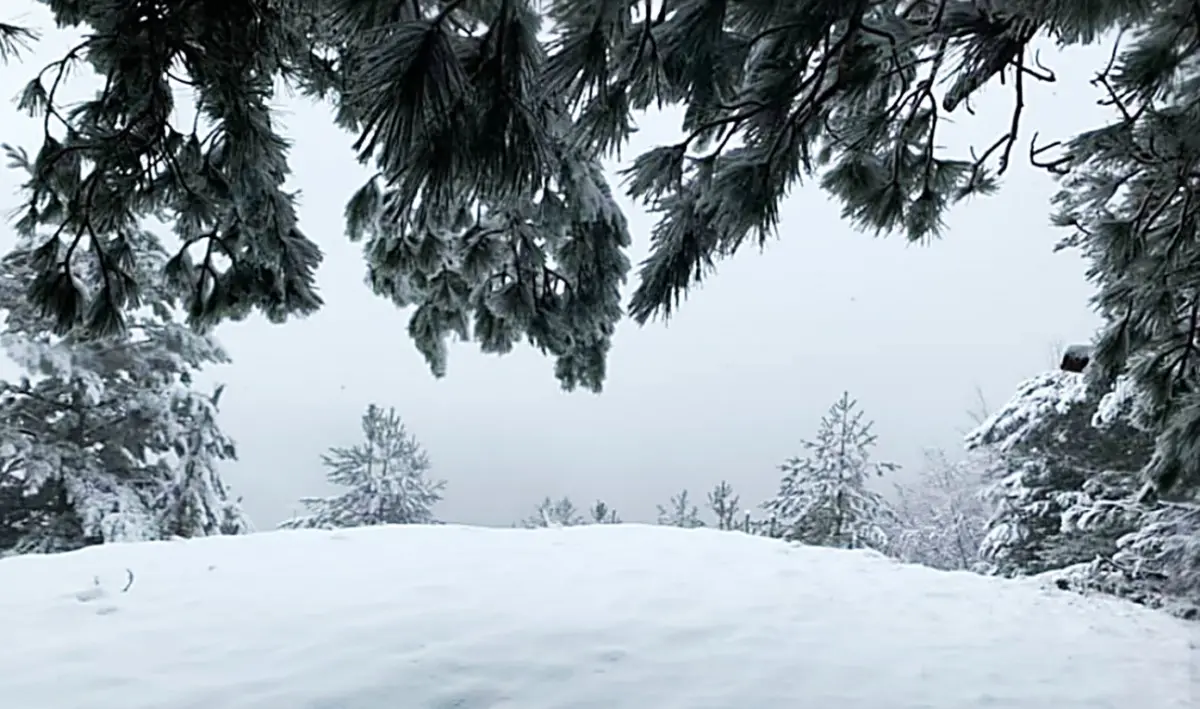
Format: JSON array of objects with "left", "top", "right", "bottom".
[{"left": 0, "top": 5, "right": 1106, "bottom": 527}]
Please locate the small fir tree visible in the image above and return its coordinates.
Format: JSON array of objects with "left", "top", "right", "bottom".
[
  {"left": 521, "top": 496, "right": 585, "bottom": 528},
  {"left": 706, "top": 481, "right": 740, "bottom": 530},
  {"left": 279, "top": 405, "right": 445, "bottom": 529},
  {"left": 656, "top": 489, "right": 705, "bottom": 528},
  {"left": 764, "top": 393, "right": 897, "bottom": 550},
  {"left": 588, "top": 499, "right": 621, "bottom": 524}
]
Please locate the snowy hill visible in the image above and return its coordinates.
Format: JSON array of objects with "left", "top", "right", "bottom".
[{"left": 0, "top": 525, "right": 1195, "bottom": 708}]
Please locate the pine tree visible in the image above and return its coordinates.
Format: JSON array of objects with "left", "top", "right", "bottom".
[
  {"left": 156, "top": 385, "right": 254, "bottom": 538},
  {"left": 706, "top": 480, "right": 740, "bottom": 530},
  {"left": 1088, "top": 502, "right": 1200, "bottom": 619},
  {"left": 521, "top": 496, "right": 585, "bottom": 528},
  {"left": 656, "top": 488, "right": 705, "bottom": 528},
  {"left": 764, "top": 393, "right": 897, "bottom": 550},
  {"left": 968, "top": 368, "right": 1200, "bottom": 617},
  {"left": 967, "top": 370, "right": 1152, "bottom": 577},
  {"left": 0, "top": 225, "right": 251, "bottom": 554},
  {"left": 889, "top": 449, "right": 989, "bottom": 571},
  {"left": 6, "top": 2, "right": 1200, "bottom": 498},
  {"left": 588, "top": 499, "right": 621, "bottom": 524},
  {"left": 280, "top": 405, "right": 444, "bottom": 529},
  {"left": 0, "top": 450, "right": 60, "bottom": 552}
]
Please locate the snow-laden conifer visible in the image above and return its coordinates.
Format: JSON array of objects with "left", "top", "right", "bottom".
[
  {"left": 764, "top": 392, "right": 896, "bottom": 551},
  {"left": 706, "top": 480, "right": 740, "bottom": 530},
  {"left": 588, "top": 499, "right": 621, "bottom": 524},
  {"left": 520, "top": 496, "right": 585, "bottom": 528},
  {"left": 280, "top": 405, "right": 445, "bottom": 529},
  {"left": 967, "top": 370, "right": 1152, "bottom": 576},
  {"left": 156, "top": 385, "right": 254, "bottom": 539},
  {"left": 656, "top": 489, "right": 705, "bottom": 528},
  {"left": 967, "top": 368, "right": 1200, "bottom": 617},
  {"left": 0, "top": 221, "right": 250, "bottom": 554}
]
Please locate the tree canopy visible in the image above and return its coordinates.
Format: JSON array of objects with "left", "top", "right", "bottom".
[{"left": 3, "top": 1, "right": 1200, "bottom": 496}]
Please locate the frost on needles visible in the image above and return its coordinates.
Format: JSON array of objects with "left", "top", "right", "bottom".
[{"left": 4, "top": 1, "right": 1200, "bottom": 500}]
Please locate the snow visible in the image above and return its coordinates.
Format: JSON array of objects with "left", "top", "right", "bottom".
[
  {"left": 0, "top": 524, "right": 1196, "bottom": 709},
  {"left": 965, "top": 370, "right": 1089, "bottom": 453},
  {"left": 1094, "top": 374, "right": 1140, "bottom": 428}
]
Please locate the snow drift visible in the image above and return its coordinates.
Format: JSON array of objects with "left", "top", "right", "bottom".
[{"left": 0, "top": 524, "right": 1195, "bottom": 708}]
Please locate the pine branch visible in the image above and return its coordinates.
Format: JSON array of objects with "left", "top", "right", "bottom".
[{"left": 0, "top": 21, "right": 36, "bottom": 62}]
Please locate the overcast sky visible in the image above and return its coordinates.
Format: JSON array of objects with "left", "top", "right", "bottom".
[{"left": 0, "top": 6, "right": 1107, "bottom": 528}]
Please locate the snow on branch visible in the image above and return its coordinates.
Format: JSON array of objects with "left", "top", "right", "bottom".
[{"left": 964, "top": 371, "right": 1089, "bottom": 454}]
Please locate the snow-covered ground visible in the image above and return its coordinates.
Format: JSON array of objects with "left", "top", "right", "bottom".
[{"left": 0, "top": 524, "right": 1195, "bottom": 708}]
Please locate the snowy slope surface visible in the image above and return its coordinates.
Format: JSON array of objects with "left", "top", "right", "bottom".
[{"left": 0, "top": 524, "right": 1196, "bottom": 709}]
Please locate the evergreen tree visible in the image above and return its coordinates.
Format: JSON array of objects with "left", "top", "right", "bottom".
[
  {"left": 280, "top": 405, "right": 444, "bottom": 529},
  {"left": 889, "top": 449, "right": 989, "bottom": 571},
  {"left": 155, "top": 384, "right": 254, "bottom": 539},
  {"left": 520, "top": 496, "right": 585, "bottom": 528},
  {"left": 0, "top": 223, "right": 251, "bottom": 554},
  {"left": 968, "top": 368, "right": 1200, "bottom": 617},
  {"left": 0, "top": 449, "right": 58, "bottom": 552},
  {"left": 588, "top": 499, "right": 621, "bottom": 524},
  {"left": 1084, "top": 501, "right": 1200, "bottom": 619},
  {"left": 764, "top": 393, "right": 897, "bottom": 550},
  {"left": 656, "top": 489, "right": 705, "bottom": 528},
  {"left": 7, "top": 2, "right": 1200, "bottom": 499},
  {"left": 706, "top": 480, "right": 740, "bottom": 530},
  {"left": 967, "top": 370, "right": 1152, "bottom": 576},
  {"left": 741, "top": 511, "right": 781, "bottom": 538}
]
